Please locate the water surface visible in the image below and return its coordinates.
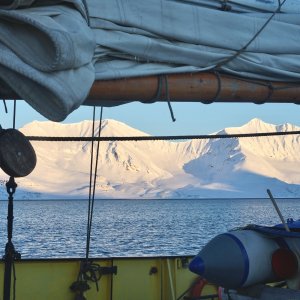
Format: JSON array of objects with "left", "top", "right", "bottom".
[{"left": 0, "top": 198, "right": 299, "bottom": 258}]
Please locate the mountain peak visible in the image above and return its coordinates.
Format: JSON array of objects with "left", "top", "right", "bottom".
[
  {"left": 242, "top": 118, "right": 274, "bottom": 132},
  {"left": 245, "top": 118, "right": 268, "bottom": 126},
  {"left": 20, "top": 119, "right": 149, "bottom": 137},
  {"left": 10, "top": 118, "right": 300, "bottom": 199},
  {"left": 241, "top": 118, "right": 299, "bottom": 133},
  {"left": 225, "top": 118, "right": 276, "bottom": 134}
]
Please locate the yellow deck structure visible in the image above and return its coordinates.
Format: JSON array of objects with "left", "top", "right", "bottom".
[{"left": 0, "top": 256, "right": 218, "bottom": 300}]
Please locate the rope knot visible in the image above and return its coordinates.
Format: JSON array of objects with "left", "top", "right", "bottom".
[
  {"left": 70, "top": 281, "right": 90, "bottom": 293},
  {"left": 81, "top": 261, "right": 102, "bottom": 286}
]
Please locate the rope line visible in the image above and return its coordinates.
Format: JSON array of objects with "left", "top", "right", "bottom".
[
  {"left": 216, "top": 0, "right": 286, "bottom": 69},
  {"left": 13, "top": 100, "right": 16, "bottom": 129},
  {"left": 86, "top": 106, "right": 96, "bottom": 260},
  {"left": 165, "top": 75, "right": 176, "bottom": 122},
  {"left": 86, "top": 107, "right": 103, "bottom": 260},
  {"left": 71, "top": 107, "right": 104, "bottom": 299},
  {"left": 151, "top": 75, "right": 163, "bottom": 103},
  {"left": 2, "top": 99, "right": 7, "bottom": 113},
  {"left": 141, "top": 74, "right": 176, "bottom": 120},
  {"left": 209, "top": 71, "right": 222, "bottom": 103},
  {"left": 26, "top": 130, "right": 300, "bottom": 142},
  {"left": 216, "top": 0, "right": 287, "bottom": 68},
  {"left": 11, "top": 100, "right": 17, "bottom": 300},
  {"left": 264, "top": 82, "right": 274, "bottom": 102}
]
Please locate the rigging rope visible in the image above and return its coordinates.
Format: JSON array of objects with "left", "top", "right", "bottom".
[
  {"left": 86, "top": 106, "right": 96, "bottom": 260},
  {"left": 2, "top": 99, "right": 7, "bottom": 113},
  {"left": 86, "top": 106, "right": 103, "bottom": 260},
  {"left": 13, "top": 100, "right": 16, "bottom": 129},
  {"left": 165, "top": 75, "right": 176, "bottom": 122},
  {"left": 146, "top": 75, "right": 176, "bottom": 121},
  {"left": 12, "top": 100, "right": 17, "bottom": 300},
  {"left": 216, "top": 0, "right": 287, "bottom": 69},
  {"left": 27, "top": 130, "right": 300, "bottom": 142},
  {"left": 71, "top": 107, "right": 104, "bottom": 300}
]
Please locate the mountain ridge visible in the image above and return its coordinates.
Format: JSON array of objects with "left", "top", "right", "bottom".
[{"left": 1, "top": 118, "right": 299, "bottom": 199}]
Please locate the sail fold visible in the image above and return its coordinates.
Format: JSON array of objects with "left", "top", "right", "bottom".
[
  {"left": 0, "top": 0, "right": 300, "bottom": 120},
  {"left": 0, "top": 4, "right": 95, "bottom": 121}
]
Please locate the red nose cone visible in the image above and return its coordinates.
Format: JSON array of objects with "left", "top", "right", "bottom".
[{"left": 272, "top": 248, "right": 298, "bottom": 280}]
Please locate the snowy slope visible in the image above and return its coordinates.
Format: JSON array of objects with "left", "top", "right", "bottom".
[{"left": 1, "top": 118, "right": 299, "bottom": 199}]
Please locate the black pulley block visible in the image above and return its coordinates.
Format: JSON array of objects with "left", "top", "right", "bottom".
[{"left": 0, "top": 129, "right": 36, "bottom": 177}]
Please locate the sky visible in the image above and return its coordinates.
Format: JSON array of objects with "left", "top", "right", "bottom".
[{"left": 1, "top": 100, "right": 300, "bottom": 136}]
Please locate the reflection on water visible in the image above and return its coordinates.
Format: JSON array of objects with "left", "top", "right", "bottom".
[{"left": 0, "top": 198, "right": 299, "bottom": 258}]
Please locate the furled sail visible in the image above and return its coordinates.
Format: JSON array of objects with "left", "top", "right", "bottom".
[{"left": 0, "top": 0, "right": 300, "bottom": 120}]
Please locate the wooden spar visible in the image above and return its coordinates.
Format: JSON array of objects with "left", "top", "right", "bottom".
[
  {"left": 1, "top": 72, "right": 300, "bottom": 104},
  {"left": 87, "top": 72, "right": 300, "bottom": 104}
]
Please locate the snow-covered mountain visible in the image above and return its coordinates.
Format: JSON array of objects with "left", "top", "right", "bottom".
[{"left": 1, "top": 118, "right": 300, "bottom": 199}]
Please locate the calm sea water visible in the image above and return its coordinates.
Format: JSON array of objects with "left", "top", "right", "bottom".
[{"left": 0, "top": 198, "right": 299, "bottom": 259}]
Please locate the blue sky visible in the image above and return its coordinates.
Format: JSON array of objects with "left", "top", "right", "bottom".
[{"left": 1, "top": 100, "right": 300, "bottom": 135}]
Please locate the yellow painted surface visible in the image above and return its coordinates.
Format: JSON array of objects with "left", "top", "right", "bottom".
[
  {"left": 112, "top": 258, "right": 162, "bottom": 300},
  {"left": 175, "top": 257, "right": 197, "bottom": 298},
  {"left": 0, "top": 256, "right": 200, "bottom": 300},
  {"left": 15, "top": 260, "right": 80, "bottom": 300}
]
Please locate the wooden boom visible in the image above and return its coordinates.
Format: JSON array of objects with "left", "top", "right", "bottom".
[
  {"left": 1, "top": 72, "right": 300, "bottom": 104},
  {"left": 87, "top": 72, "right": 300, "bottom": 104}
]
